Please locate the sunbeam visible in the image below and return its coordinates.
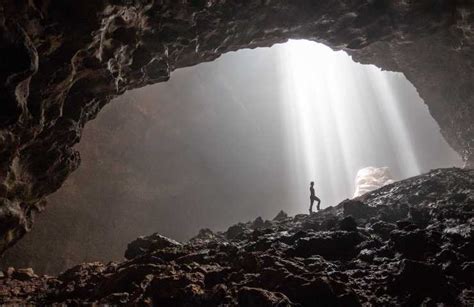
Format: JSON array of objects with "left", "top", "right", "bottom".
[{"left": 277, "top": 40, "right": 460, "bottom": 212}]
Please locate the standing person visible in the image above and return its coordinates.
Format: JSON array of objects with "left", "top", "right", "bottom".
[{"left": 309, "top": 181, "right": 321, "bottom": 214}]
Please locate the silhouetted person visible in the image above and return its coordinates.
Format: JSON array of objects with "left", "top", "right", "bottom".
[{"left": 309, "top": 181, "right": 321, "bottom": 214}]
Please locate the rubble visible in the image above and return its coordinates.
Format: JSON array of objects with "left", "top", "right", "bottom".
[{"left": 1, "top": 168, "right": 473, "bottom": 306}]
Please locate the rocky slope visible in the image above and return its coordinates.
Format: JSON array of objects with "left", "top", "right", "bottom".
[
  {"left": 0, "top": 0, "right": 473, "bottom": 254},
  {"left": 1, "top": 168, "right": 473, "bottom": 306}
]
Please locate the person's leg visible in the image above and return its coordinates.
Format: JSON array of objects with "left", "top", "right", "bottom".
[
  {"left": 316, "top": 197, "right": 321, "bottom": 211},
  {"left": 309, "top": 199, "right": 314, "bottom": 214}
]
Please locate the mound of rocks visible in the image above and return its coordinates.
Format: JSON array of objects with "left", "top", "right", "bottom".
[{"left": 1, "top": 168, "right": 473, "bottom": 306}]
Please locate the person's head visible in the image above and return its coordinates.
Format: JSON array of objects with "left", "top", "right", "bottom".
[{"left": 310, "top": 181, "right": 314, "bottom": 186}]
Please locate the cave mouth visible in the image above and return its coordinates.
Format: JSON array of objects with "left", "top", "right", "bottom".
[{"left": 1, "top": 40, "right": 463, "bottom": 275}]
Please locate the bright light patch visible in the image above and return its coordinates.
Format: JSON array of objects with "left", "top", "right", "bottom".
[
  {"left": 275, "top": 40, "right": 435, "bottom": 212},
  {"left": 353, "top": 166, "right": 394, "bottom": 198}
]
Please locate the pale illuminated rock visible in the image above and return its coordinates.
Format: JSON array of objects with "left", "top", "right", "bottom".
[{"left": 353, "top": 166, "right": 394, "bottom": 198}]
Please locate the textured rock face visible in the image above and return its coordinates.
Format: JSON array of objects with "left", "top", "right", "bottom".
[
  {"left": 0, "top": 1, "right": 473, "bottom": 253},
  {"left": 0, "top": 168, "right": 473, "bottom": 305}
]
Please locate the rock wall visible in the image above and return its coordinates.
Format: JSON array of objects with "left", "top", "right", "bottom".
[{"left": 0, "top": 0, "right": 473, "bottom": 253}]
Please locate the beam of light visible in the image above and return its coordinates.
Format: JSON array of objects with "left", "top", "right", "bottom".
[
  {"left": 365, "top": 71, "right": 421, "bottom": 177},
  {"left": 275, "top": 39, "right": 450, "bottom": 213}
]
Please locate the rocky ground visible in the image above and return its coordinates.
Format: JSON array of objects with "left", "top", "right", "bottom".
[
  {"left": 1, "top": 0, "right": 474, "bottom": 255},
  {"left": 1, "top": 168, "right": 473, "bottom": 306}
]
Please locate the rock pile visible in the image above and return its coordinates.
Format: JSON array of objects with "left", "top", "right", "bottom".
[{"left": 1, "top": 168, "right": 473, "bottom": 306}]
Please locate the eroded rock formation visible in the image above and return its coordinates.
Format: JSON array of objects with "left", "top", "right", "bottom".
[
  {"left": 0, "top": 0, "right": 473, "bottom": 253},
  {"left": 1, "top": 168, "right": 473, "bottom": 305}
]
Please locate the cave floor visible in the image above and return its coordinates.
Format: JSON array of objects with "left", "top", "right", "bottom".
[{"left": 1, "top": 168, "right": 473, "bottom": 306}]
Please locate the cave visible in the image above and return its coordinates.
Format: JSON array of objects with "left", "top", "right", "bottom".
[{"left": 0, "top": 1, "right": 473, "bottom": 305}]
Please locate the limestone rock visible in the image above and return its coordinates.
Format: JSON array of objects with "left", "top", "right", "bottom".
[
  {"left": 353, "top": 166, "right": 394, "bottom": 198},
  {"left": 125, "top": 233, "right": 181, "bottom": 260}
]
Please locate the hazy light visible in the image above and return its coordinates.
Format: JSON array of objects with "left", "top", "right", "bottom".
[{"left": 275, "top": 40, "right": 457, "bottom": 212}]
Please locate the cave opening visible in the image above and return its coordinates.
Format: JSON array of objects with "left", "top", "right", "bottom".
[{"left": 1, "top": 40, "right": 462, "bottom": 275}]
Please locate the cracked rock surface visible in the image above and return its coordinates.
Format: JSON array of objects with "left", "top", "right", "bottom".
[
  {"left": 1, "top": 168, "right": 473, "bottom": 306},
  {"left": 0, "top": 0, "right": 473, "bottom": 254}
]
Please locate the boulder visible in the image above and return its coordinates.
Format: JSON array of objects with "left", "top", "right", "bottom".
[
  {"left": 337, "top": 292, "right": 361, "bottom": 307},
  {"left": 342, "top": 200, "right": 375, "bottom": 220},
  {"left": 273, "top": 210, "right": 289, "bottom": 221},
  {"left": 390, "top": 229, "right": 434, "bottom": 259},
  {"left": 189, "top": 228, "right": 217, "bottom": 243},
  {"left": 339, "top": 216, "right": 358, "bottom": 232},
  {"left": 290, "top": 231, "right": 364, "bottom": 259},
  {"left": 225, "top": 223, "right": 248, "bottom": 240},
  {"left": 371, "top": 221, "right": 396, "bottom": 240},
  {"left": 459, "top": 262, "right": 474, "bottom": 285},
  {"left": 251, "top": 217, "right": 265, "bottom": 229},
  {"left": 238, "top": 287, "right": 294, "bottom": 307},
  {"left": 285, "top": 277, "right": 338, "bottom": 306},
  {"left": 12, "top": 268, "right": 37, "bottom": 281},
  {"left": 125, "top": 233, "right": 181, "bottom": 260},
  {"left": 392, "top": 260, "right": 455, "bottom": 305}
]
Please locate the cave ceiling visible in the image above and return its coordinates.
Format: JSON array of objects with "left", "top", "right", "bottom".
[{"left": 0, "top": 0, "right": 473, "bottom": 254}]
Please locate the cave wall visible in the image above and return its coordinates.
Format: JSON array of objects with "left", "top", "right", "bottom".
[
  {"left": 0, "top": 0, "right": 473, "bottom": 254},
  {"left": 1, "top": 43, "right": 463, "bottom": 274},
  {"left": 0, "top": 58, "right": 293, "bottom": 273}
]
